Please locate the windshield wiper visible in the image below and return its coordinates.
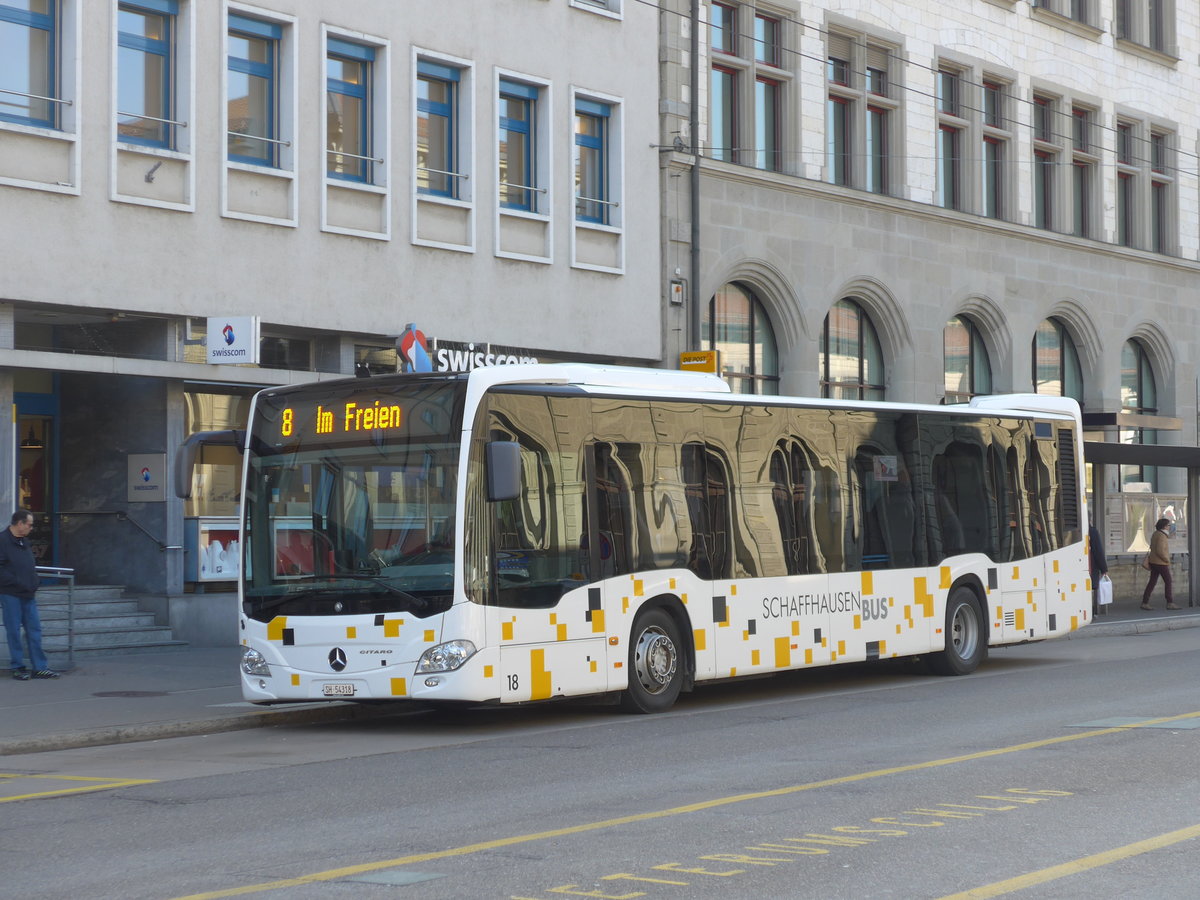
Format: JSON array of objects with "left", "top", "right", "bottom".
[
  {"left": 248, "top": 577, "right": 430, "bottom": 613},
  {"left": 335, "top": 574, "right": 431, "bottom": 610}
]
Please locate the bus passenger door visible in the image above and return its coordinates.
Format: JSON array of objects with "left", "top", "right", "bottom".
[{"left": 488, "top": 407, "right": 608, "bottom": 704}]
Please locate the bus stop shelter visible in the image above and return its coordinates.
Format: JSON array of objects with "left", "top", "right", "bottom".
[{"left": 1083, "top": 438, "right": 1200, "bottom": 608}]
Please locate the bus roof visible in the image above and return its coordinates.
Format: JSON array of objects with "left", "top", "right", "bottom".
[{"left": 465, "top": 364, "right": 1080, "bottom": 423}]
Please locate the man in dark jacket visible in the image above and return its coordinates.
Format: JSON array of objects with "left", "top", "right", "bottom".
[{"left": 1, "top": 509, "right": 59, "bottom": 679}]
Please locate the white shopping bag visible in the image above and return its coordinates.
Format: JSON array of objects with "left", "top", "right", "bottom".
[{"left": 1097, "top": 574, "right": 1113, "bottom": 606}]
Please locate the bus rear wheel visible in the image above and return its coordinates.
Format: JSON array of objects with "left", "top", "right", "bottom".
[
  {"left": 928, "top": 587, "right": 986, "bottom": 676},
  {"left": 620, "top": 608, "right": 684, "bottom": 714}
]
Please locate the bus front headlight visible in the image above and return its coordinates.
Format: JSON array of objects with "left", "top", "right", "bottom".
[
  {"left": 416, "top": 640, "right": 477, "bottom": 673},
  {"left": 241, "top": 647, "right": 271, "bottom": 676}
]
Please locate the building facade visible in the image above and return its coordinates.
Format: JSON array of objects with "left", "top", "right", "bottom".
[
  {"left": 0, "top": 0, "right": 659, "bottom": 640},
  {"left": 659, "top": 0, "right": 1195, "bottom": 546}
]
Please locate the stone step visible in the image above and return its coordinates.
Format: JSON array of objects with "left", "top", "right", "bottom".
[
  {"left": 38, "top": 600, "right": 147, "bottom": 620},
  {"left": 42, "top": 625, "right": 179, "bottom": 649},
  {"left": 36, "top": 584, "right": 127, "bottom": 602},
  {"left": 44, "top": 640, "right": 190, "bottom": 664},
  {"left": 2, "top": 585, "right": 190, "bottom": 663},
  {"left": 42, "top": 611, "right": 160, "bottom": 631}
]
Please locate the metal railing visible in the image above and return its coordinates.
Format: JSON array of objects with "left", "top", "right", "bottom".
[{"left": 36, "top": 566, "right": 76, "bottom": 669}]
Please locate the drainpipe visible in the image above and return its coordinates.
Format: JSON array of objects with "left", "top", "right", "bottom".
[{"left": 689, "top": 0, "right": 701, "bottom": 351}]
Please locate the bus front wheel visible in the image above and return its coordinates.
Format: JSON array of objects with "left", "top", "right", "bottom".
[
  {"left": 928, "top": 587, "right": 987, "bottom": 676},
  {"left": 621, "top": 608, "right": 684, "bottom": 714}
]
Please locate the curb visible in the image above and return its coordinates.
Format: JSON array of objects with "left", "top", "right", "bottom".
[
  {"left": 0, "top": 700, "right": 400, "bottom": 757},
  {"left": 1071, "top": 614, "right": 1200, "bottom": 639}
]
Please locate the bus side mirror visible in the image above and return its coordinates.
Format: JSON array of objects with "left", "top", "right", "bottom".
[{"left": 486, "top": 441, "right": 521, "bottom": 502}]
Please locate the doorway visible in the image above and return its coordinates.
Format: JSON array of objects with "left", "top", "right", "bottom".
[{"left": 16, "top": 413, "right": 56, "bottom": 564}]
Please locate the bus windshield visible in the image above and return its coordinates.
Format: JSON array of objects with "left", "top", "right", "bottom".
[{"left": 242, "top": 378, "right": 466, "bottom": 621}]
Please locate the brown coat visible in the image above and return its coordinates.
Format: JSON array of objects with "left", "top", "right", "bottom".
[{"left": 1147, "top": 529, "right": 1171, "bottom": 566}]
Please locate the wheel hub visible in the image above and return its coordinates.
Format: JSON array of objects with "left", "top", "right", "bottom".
[{"left": 634, "top": 628, "right": 678, "bottom": 694}]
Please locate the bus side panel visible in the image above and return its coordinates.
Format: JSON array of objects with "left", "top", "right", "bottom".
[
  {"left": 712, "top": 573, "right": 830, "bottom": 677},
  {"left": 1047, "top": 543, "right": 1091, "bottom": 635},
  {"left": 493, "top": 584, "right": 610, "bottom": 703}
]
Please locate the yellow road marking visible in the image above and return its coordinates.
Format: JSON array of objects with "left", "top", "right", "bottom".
[
  {"left": 0, "top": 773, "right": 158, "bottom": 803},
  {"left": 939, "top": 822, "right": 1200, "bottom": 898},
  {"left": 172, "top": 710, "right": 1200, "bottom": 900}
]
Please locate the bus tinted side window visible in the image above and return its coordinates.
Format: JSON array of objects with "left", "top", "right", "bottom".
[
  {"left": 843, "top": 411, "right": 921, "bottom": 571},
  {"left": 483, "top": 392, "right": 589, "bottom": 608}
]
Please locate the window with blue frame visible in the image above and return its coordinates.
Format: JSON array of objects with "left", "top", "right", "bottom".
[
  {"left": 417, "top": 60, "right": 459, "bottom": 197},
  {"left": 326, "top": 37, "right": 374, "bottom": 182},
  {"left": 0, "top": 0, "right": 57, "bottom": 128},
  {"left": 574, "top": 98, "right": 609, "bottom": 224},
  {"left": 117, "top": 0, "right": 177, "bottom": 148},
  {"left": 228, "top": 14, "right": 280, "bottom": 167},
  {"left": 498, "top": 78, "right": 538, "bottom": 212}
]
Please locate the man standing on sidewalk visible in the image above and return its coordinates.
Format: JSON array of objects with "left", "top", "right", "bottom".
[{"left": 1, "top": 509, "right": 60, "bottom": 680}]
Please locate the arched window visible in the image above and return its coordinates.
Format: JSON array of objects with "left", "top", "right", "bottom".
[
  {"left": 1031, "top": 318, "right": 1082, "bottom": 401},
  {"left": 704, "top": 283, "right": 780, "bottom": 395},
  {"left": 820, "top": 298, "right": 884, "bottom": 400},
  {"left": 1120, "top": 338, "right": 1159, "bottom": 490},
  {"left": 943, "top": 315, "right": 993, "bottom": 403}
]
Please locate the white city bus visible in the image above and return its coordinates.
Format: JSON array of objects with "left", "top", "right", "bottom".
[{"left": 192, "top": 364, "right": 1091, "bottom": 713}]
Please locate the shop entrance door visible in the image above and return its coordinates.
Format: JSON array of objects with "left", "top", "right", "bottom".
[{"left": 16, "top": 414, "right": 55, "bottom": 564}]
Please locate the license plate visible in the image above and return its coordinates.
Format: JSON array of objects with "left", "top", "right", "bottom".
[{"left": 322, "top": 683, "right": 355, "bottom": 697}]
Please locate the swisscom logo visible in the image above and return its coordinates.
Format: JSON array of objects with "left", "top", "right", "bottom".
[{"left": 212, "top": 321, "right": 248, "bottom": 360}]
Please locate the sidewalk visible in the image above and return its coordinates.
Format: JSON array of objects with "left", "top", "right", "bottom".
[
  {"left": 0, "top": 647, "right": 394, "bottom": 756},
  {"left": 3, "top": 595, "right": 1198, "bottom": 756}
]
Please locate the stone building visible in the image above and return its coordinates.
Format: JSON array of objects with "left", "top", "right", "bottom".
[{"left": 658, "top": 0, "right": 1194, "bottom": 555}]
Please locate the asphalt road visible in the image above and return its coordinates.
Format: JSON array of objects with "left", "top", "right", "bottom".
[{"left": 3, "top": 629, "right": 1198, "bottom": 900}]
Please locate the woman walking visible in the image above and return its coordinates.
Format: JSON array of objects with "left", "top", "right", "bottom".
[{"left": 1141, "top": 517, "right": 1181, "bottom": 611}]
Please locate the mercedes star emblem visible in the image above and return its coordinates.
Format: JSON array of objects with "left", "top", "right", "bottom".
[{"left": 328, "top": 647, "right": 347, "bottom": 672}]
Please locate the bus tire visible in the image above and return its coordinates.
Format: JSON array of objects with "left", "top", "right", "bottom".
[
  {"left": 928, "top": 586, "right": 986, "bottom": 676},
  {"left": 620, "top": 608, "right": 684, "bottom": 714}
]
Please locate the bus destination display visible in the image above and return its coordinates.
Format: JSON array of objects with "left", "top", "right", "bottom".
[{"left": 278, "top": 398, "right": 404, "bottom": 440}]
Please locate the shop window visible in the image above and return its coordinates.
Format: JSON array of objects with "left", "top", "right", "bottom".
[
  {"left": 703, "top": 282, "right": 779, "bottom": 395},
  {"left": 820, "top": 298, "right": 884, "bottom": 400},
  {"left": 943, "top": 315, "right": 993, "bottom": 403},
  {"left": 1120, "top": 338, "right": 1158, "bottom": 490},
  {"left": 1032, "top": 317, "right": 1082, "bottom": 402}
]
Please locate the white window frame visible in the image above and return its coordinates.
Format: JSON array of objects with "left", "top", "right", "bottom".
[
  {"left": 221, "top": 1, "right": 296, "bottom": 227},
  {"left": 570, "top": 85, "right": 624, "bottom": 274},
  {"left": 569, "top": 0, "right": 623, "bottom": 21},
  {"left": 492, "top": 66, "right": 552, "bottom": 236},
  {"left": 110, "top": 0, "right": 195, "bottom": 212},
  {"left": 411, "top": 46, "right": 475, "bottom": 253},
  {"left": 0, "top": 0, "right": 81, "bottom": 195},
  {"left": 320, "top": 23, "right": 391, "bottom": 240}
]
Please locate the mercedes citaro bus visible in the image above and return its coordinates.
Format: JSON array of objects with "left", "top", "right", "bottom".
[{"left": 177, "top": 364, "right": 1091, "bottom": 713}]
